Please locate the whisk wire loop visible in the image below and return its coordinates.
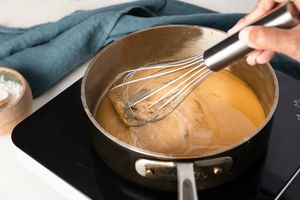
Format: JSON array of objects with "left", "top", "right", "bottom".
[{"left": 109, "top": 54, "right": 213, "bottom": 126}]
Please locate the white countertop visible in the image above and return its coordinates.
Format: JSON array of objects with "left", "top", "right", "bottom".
[{"left": 0, "top": 1, "right": 255, "bottom": 199}]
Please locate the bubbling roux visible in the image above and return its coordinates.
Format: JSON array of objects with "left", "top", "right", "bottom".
[{"left": 95, "top": 70, "right": 266, "bottom": 156}]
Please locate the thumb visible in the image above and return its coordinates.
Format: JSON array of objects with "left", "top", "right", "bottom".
[{"left": 239, "top": 26, "right": 297, "bottom": 58}]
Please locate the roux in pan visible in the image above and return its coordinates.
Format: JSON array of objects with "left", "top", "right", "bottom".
[{"left": 95, "top": 70, "right": 266, "bottom": 156}]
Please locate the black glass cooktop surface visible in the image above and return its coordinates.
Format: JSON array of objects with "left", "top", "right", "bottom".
[{"left": 12, "top": 72, "right": 300, "bottom": 200}]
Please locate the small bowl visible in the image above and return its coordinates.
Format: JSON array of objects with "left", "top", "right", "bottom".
[{"left": 0, "top": 67, "right": 33, "bottom": 136}]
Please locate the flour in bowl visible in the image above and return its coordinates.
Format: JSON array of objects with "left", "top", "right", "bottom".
[{"left": 0, "top": 75, "right": 22, "bottom": 110}]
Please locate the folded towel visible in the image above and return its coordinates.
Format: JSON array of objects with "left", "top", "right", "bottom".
[{"left": 0, "top": 0, "right": 299, "bottom": 97}]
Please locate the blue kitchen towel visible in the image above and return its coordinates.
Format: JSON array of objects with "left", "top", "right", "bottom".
[{"left": 0, "top": 0, "right": 299, "bottom": 97}]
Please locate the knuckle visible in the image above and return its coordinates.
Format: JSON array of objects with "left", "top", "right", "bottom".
[{"left": 248, "top": 27, "right": 266, "bottom": 46}]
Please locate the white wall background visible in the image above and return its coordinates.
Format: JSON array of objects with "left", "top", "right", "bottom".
[{"left": 0, "top": 0, "right": 256, "bottom": 28}]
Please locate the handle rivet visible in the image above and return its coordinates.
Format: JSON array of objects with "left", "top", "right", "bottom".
[
  {"left": 146, "top": 169, "right": 154, "bottom": 175},
  {"left": 213, "top": 167, "right": 223, "bottom": 175}
]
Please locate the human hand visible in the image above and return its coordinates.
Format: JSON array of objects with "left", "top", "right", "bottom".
[{"left": 228, "top": 0, "right": 300, "bottom": 65}]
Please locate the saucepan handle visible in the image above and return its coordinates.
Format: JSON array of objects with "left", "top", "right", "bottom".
[
  {"left": 135, "top": 157, "right": 233, "bottom": 199},
  {"left": 177, "top": 163, "right": 198, "bottom": 200}
]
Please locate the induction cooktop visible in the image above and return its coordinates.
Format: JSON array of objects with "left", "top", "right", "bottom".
[{"left": 11, "top": 71, "right": 300, "bottom": 200}]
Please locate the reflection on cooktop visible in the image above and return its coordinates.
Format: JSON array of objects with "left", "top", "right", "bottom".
[{"left": 12, "top": 72, "right": 300, "bottom": 200}]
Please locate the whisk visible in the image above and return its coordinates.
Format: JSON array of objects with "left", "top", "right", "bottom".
[{"left": 109, "top": 2, "right": 300, "bottom": 127}]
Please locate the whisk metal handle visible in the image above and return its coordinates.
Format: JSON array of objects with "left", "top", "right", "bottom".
[{"left": 203, "top": 2, "right": 300, "bottom": 71}]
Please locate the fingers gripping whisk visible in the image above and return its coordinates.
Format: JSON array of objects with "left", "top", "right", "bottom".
[{"left": 109, "top": 54, "right": 212, "bottom": 126}]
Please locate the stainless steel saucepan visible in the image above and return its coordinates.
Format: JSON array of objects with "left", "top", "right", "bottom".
[{"left": 81, "top": 25, "right": 279, "bottom": 200}]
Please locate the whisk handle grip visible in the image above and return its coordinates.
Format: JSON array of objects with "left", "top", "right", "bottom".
[{"left": 203, "top": 2, "right": 300, "bottom": 71}]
